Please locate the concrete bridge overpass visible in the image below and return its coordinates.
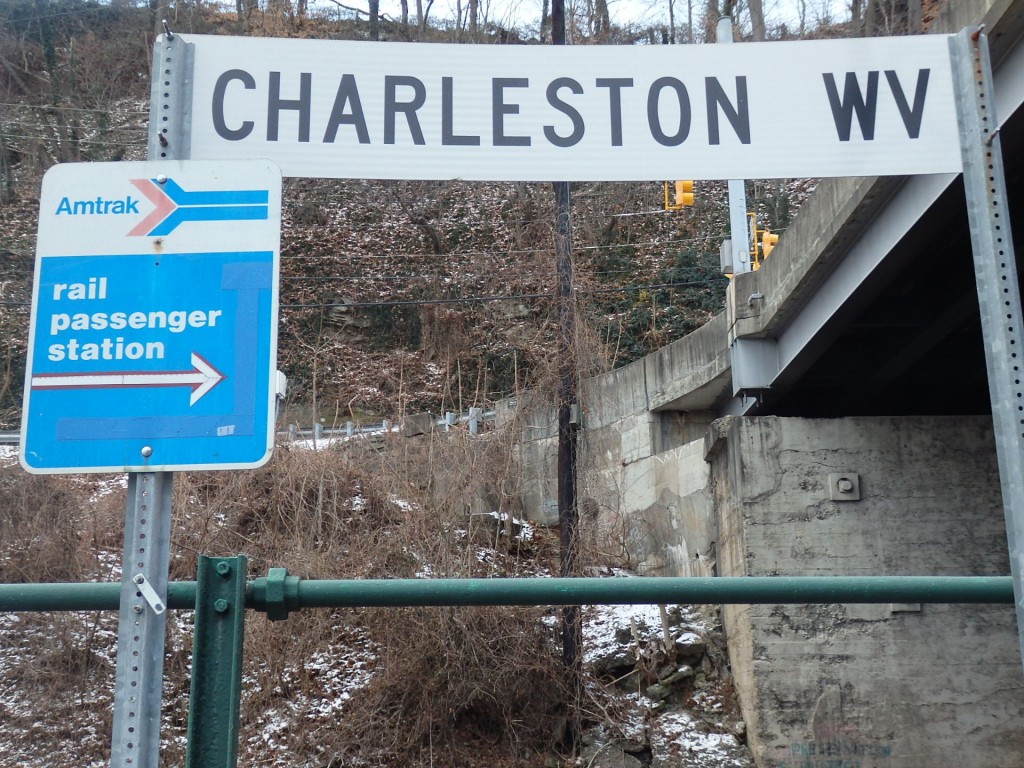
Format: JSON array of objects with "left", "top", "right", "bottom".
[
  {"left": 516, "top": 2, "right": 1024, "bottom": 766},
  {"left": 649, "top": 2, "right": 1024, "bottom": 421}
]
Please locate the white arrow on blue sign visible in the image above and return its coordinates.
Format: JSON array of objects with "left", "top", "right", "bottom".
[{"left": 20, "top": 160, "right": 282, "bottom": 473}]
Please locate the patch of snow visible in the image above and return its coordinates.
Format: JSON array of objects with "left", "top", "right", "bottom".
[
  {"left": 0, "top": 444, "right": 18, "bottom": 466},
  {"left": 651, "top": 710, "right": 747, "bottom": 767}
]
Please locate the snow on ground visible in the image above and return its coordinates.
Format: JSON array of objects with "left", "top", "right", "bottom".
[
  {"left": 0, "top": 444, "right": 17, "bottom": 467},
  {"left": 652, "top": 710, "right": 748, "bottom": 768},
  {"left": 0, "top": 434, "right": 752, "bottom": 767}
]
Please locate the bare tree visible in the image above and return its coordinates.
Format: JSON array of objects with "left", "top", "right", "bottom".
[
  {"left": 416, "top": 0, "right": 435, "bottom": 36},
  {"left": 369, "top": 0, "right": 379, "bottom": 39},
  {"left": 864, "top": 0, "right": 876, "bottom": 36},
  {"left": 851, "top": 0, "right": 863, "bottom": 35},
  {"left": 749, "top": 0, "right": 765, "bottom": 40},
  {"left": 908, "top": 0, "right": 922, "bottom": 33},
  {"left": 593, "top": 0, "right": 610, "bottom": 37}
]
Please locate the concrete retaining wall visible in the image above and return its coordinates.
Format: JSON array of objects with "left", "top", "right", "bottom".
[{"left": 705, "top": 415, "right": 1024, "bottom": 768}]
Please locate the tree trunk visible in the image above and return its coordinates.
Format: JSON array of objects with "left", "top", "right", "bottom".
[
  {"left": 864, "top": 0, "right": 876, "bottom": 36},
  {"left": 468, "top": 0, "right": 478, "bottom": 37},
  {"left": 594, "top": 0, "right": 609, "bottom": 37},
  {"left": 907, "top": 0, "right": 922, "bottom": 33},
  {"left": 0, "top": 132, "right": 13, "bottom": 203},
  {"left": 850, "top": 0, "right": 862, "bottom": 33},
  {"left": 368, "top": 0, "right": 379, "bottom": 40},
  {"left": 703, "top": 0, "right": 719, "bottom": 43},
  {"left": 749, "top": 0, "right": 765, "bottom": 41}
]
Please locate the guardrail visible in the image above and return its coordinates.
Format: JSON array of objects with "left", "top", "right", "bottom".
[
  {"left": 1, "top": 558, "right": 1014, "bottom": 768},
  {"left": 0, "top": 409, "right": 499, "bottom": 448}
]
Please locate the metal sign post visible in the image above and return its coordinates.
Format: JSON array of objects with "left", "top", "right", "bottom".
[
  {"left": 110, "top": 473, "right": 173, "bottom": 767},
  {"left": 950, "top": 27, "right": 1024, "bottom": 668},
  {"left": 717, "top": 16, "right": 752, "bottom": 275},
  {"left": 15, "top": 32, "right": 282, "bottom": 765},
  {"left": 113, "top": 33, "right": 190, "bottom": 768}
]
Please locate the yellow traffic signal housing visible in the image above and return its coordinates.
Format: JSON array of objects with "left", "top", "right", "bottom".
[
  {"left": 747, "top": 213, "right": 781, "bottom": 270},
  {"left": 664, "top": 180, "right": 695, "bottom": 210}
]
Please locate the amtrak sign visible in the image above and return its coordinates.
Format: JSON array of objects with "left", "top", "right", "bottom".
[
  {"left": 180, "top": 33, "right": 962, "bottom": 181},
  {"left": 20, "top": 160, "right": 282, "bottom": 473}
]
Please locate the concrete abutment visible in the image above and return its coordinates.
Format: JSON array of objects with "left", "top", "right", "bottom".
[{"left": 515, "top": 410, "right": 1024, "bottom": 766}]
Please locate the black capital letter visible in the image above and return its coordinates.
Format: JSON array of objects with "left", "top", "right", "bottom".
[
  {"left": 705, "top": 76, "right": 750, "bottom": 145},
  {"left": 493, "top": 78, "right": 531, "bottom": 147},
  {"left": 323, "top": 74, "right": 370, "bottom": 144},
  {"left": 212, "top": 69, "right": 255, "bottom": 141},
  {"left": 544, "top": 78, "right": 585, "bottom": 148},
  {"left": 268, "top": 71, "right": 312, "bottom": 142},
  {"left": 647, "top": 77, "right": 691, "bottom": 147},
  {"left": 596, "top": 78, "right": 633, "bottom": 146},
  {"left": 385, "top": 75, "right": 427, "bottom": 145},
  {"left": 823, "top": 71, "right": 879, "bottom": 141},
  {"left": 885, "top": 69, "right": 930, "bottom": 139},
  {"left": 442, "top": 77, "right": 481, "bottom": 146}
]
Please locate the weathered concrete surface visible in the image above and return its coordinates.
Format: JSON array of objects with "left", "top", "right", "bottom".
[
  {"left": 705, "top": 416, "right": 1024, "bottom": 768},
  {"left": 509, "top": 3, "right": 1024, "bottom": 763},
  {"left": 518, "top": 396, "right": 715, "bottom": 572},
  {"left": 653, "top": 0, "right": 1024, "bottom": 412}
]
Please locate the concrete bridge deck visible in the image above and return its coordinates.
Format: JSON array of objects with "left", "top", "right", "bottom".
[{"left": 620, "top": 0, "right": 1024, "bottom": 422}]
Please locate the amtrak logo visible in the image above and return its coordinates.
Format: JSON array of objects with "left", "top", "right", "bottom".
[
  {"left": 54, "top": 178, "right": 270, "bottom": 236},
  {"left": 127, "top": 177, "right": 270, "bottom": 236}
]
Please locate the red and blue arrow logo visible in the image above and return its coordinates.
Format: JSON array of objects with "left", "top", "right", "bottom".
[{"left": 128, "top": 177, "right": 269, "bottom": 236}]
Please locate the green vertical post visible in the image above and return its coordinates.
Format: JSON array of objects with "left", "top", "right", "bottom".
[{"left": 186, "top": 555, "right": 247, "bottom": 768}]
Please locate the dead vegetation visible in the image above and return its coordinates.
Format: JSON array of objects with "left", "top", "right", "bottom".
[
  {"left": 0, "top": 373, "right": 760, "bottom": 768},
  {"left": 1, "top": 411, "right": 613, "bottom": 767}
]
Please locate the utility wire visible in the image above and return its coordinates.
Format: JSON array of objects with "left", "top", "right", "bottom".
[
  {"left": 279, "top": 279, "right": 722, "bottom": 310},
  {"left": 0, "top": 102, "right": 149, "bottom": 115},
  {"left": 0, "top": 2, "right": 148, "bottom": 23},
  {"left": 280, "top": 236, "right": 720, "bottom": 260},
  {"left": 0, "top": 131, "right": 146, "bottom": 146}
]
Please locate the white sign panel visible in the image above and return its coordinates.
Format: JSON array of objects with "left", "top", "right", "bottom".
[
  {"left": 182, "top": 34, "right": 961, "bottom": 181},
  {"left": 22, "top": 160, "right": 281, "bottom": 474}
]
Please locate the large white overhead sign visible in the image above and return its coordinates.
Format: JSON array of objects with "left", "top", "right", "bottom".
[{"left": 182, "top": 34, "right": 961, "bottom": 181}]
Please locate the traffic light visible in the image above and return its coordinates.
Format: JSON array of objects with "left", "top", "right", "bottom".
[
  {"left": 761, "top": 230, "right": 779, "bottom": 258},
  {"left": 664, "top": 180, "right": 695, "bottom": 210}
]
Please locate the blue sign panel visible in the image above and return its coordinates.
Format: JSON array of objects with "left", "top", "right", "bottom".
[{"left": 21, "top": 160, "right": 281, "bottom": 473}]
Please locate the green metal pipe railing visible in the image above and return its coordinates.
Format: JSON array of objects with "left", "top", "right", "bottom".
[
  {"left": 0, "top": 574, "right": 1014, "bottom": 617},
  {"left": 0, "top": 580, "right": 197, "bottom": 612},
  {"left": 1, "top": 563, "right": 1017, "bottom": 768}
]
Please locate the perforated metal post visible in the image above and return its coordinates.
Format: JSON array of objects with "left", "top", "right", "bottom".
[
  {"left": 950, "top": 28, "right": 1024, "bottom": 669},
  {"left": 110, "top": 31, "right": 194, "bottom": 767},
  {"left": 718, "top": 17, "right": 751, "bottom": 275},
  {"left": 110, "top": 473, "right": 174, "bottom": 767}
]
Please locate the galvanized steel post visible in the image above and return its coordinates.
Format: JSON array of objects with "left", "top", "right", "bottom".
[{"left": 950, "top": 27, "right": 1024, "bottom": 670}]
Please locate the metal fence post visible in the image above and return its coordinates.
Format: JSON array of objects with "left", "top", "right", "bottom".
[{"left": 186, "top": 556, "right": 247, "bottom": 768}]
